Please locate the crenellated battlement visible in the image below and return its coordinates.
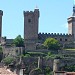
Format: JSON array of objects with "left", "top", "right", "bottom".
[
  {"left": 23, "top": 10, "right": 34, "bottom": 16},
  {"left": 38, "top": 33, "right": 72, "bottom": 36},
  {"left": 38, "top": 32, "right": 74, "bottom": 44},
  {"left": 23, "top": 9, "right": 39, "bottom": 17},
  {"left": 24, "top": 11, "right": 34, "bottom": 13}
]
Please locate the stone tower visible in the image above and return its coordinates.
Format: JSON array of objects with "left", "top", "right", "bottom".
[
  {"left": 23, "top": 8, "right": 39, "bottom": 51},
  {"left": 0, "top": 10, "right": 3, "bottom": 43},
  {"left": 68, "top": 5, "right": 75, "bottom": 39}
]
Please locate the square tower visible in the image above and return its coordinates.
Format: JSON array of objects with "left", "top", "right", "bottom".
[
  {"left": 0, "top": 10, "right": 3, "bottom": 43},
  {"left": 23, "top": 9, "right": 39, "bottom": 51}
]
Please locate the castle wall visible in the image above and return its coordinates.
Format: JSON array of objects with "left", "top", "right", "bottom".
[
  {"left": 23, "top": 57, "right": 38, "bottom": 73},
  {"left": 38, "top": 33, "right": 74, "bottom": 48},
  {"left": 3, "top": 46, "right": 24, "bottom": 57},
  {"left": 59, "top": 49, "right": 75, "bottom": 55}
]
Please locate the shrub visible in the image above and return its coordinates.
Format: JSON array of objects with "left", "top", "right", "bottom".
[
  {"left": 24, "top": 54, "right": 31, "bottom": 57},
  {"left": 44, "top": 66, "right": 52, "bottom": 75},
  {"left": 44, "top": 38, "right": 60, "bottom": 50},
  {"left": 2, "top": 57, "right": 14, "bottom": 65}
]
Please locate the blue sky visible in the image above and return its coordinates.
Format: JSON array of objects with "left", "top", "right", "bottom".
[{"left": 0, "top": 0, "right": 74, "bottom": 39}]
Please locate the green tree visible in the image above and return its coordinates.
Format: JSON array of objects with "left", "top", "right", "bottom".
[
  {"left": 44, "top": 38, "right": 60, "bottom": 50},
  {"left": 13, "top": 35, "right": 24, "bottom": 47}
]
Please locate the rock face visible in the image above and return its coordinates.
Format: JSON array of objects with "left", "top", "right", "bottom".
[{"left": 0, "top": 67, "right": 17, "bottom": 75}]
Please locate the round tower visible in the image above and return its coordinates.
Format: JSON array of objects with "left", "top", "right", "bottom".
[{"left": 68, "top": 4, "right": 75, "bottom": 39}]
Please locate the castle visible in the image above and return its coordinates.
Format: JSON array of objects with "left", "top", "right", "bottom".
[
  {"left": 0, "top": 3, "right": 75, "bottom": 75},
  {"left": 0, "top": 4, "right": 75, "bottom": 52},
  {"left": 23, "top": 5, "right": 75, "bottom": 51}
]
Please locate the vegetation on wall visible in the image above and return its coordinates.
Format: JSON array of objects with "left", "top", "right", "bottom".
[
  {"left": 45, "top": 52, "right": 63, "bottom": 59},
  {"left": 2, "top": 56, "right": 14, "bottom": 65},
  {"left": 44, "top": 66, "right": 52, "bottom": 75},
  {"left": 28, "top": 52, "right": 46, "bottom": 57},
  {"left": 13, "top": 35, "right": 24, "bottom": 47},
  {"left": 0, "top": 46, "right": 3, "bottom": 53},
  {"left": 36, "top": 44, "right": 47, "bottom": 49},
  {"left": 0, "top": 46, "right": 3, "bottom": 62},
  {"left": 29, "top": 68, "right": 42, "bottom": 75},
  {"left": 44, "top": 38, "right": 60, "bottom": 50},
  {"left": 63, "top": 64, "right": 75, "bottom": 72},
  {"left": 21, "top": 54, "right": 31, "bottom": 58}
]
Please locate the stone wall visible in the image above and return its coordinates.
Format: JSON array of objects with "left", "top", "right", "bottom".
[
  {"left": 21, "top": 57, "right": 38, "bottom": 74},
  {"left": 24, "top": 9, "right": 39, "bottom": 51},
  {"left": 38, "top": 33, "right": 74, "bottom": 48},
  {"left": 22, "top": 57, "right": 75, "bottom": 73},
  {"left": 3, "top": 46, "right": 24, "bottom": 57},
  {"left": 59, "top": 50, "right": 75, "bottom": 55}
]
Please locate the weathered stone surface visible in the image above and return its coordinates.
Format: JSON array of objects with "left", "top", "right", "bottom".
[{"left": 24, "top": 9, "right": 39, "bottom": 51}]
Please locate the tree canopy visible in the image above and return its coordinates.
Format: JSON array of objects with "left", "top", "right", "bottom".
[
  {"left": 13, "top": 35, "right": 24, "bottom": 47},
  {"left": 44, "top": 38, "right": 60, "bottom": 50}
]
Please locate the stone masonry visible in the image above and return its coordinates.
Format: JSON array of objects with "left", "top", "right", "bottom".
[
  {"left": 0, "top": 4, "right": 75, "bottom": 52},
  {"left": 24, "top": 8, "right": 39, "bottom": 51},
  {"left": 0, "top": 10, "right": 3, "bottom": 43},
  {"left": 23, "top": 5, "right": 75, "bottom": 51}
]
